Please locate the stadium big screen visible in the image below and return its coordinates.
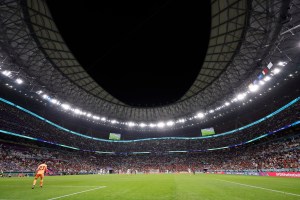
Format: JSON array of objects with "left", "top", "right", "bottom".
[
  {"left": 109, "top": 133, "right": 121, "bottom": 140},
  {"left": 201, "top": 127, "right": 215, "bottom": 136}
]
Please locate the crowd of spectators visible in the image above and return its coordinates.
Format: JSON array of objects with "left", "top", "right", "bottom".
[
  {"left": 0, "top": 99, "right": 299, "bottom": 153},
  {"left": 0, "top": 131, "right": 299, "bottom": 175},
  {"left": 0, "top": 97, "right": 299, "bottom": 175}
]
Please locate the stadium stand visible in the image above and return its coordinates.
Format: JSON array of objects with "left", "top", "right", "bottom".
[
  {"left": 0, "top": 126, "right": 299, "bottom": 175},
  {"left": 0, "top": 98, "right": 299, "bottom": 175},
  {"left": 0, "top": 97, "right": 299, "bottom": 153}
]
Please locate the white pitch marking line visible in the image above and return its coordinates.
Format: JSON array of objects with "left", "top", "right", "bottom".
[
  {"left": 49, "top": 186, "right": 101, "bottom": 188},
  {"left": 216, "top": 179, "right": 300, "bottom": 197},
  {"left": 47, "top": 186, "right": 106, "bottom": 200}
]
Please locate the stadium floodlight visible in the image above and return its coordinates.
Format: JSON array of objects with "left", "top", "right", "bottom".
[
  {"left": 74, "top": 109, "right": 82, "bottom": 115},
  {"left": 2, "top": 70, "right": 11, "bottom": 77},
  {"left": 149, "top": 123, "right": 156, "bottom": 128},
  {"left": 111, "top": 120, "right": 117, "bottom": 124},
  {"left": 15, "top": 78, "right": 23, "bottom": 84},
  {"left": 272, "top": 68, "right": 281, "bottom": 74},
  {"left": 92, "top": 116, "right": 100, "bottom": 120},
  {"left": 50, "top": 98, "right": 58, "bottom": 104},
  {"left": 157, "top": 122, "right": 165, "bottom": 128},
  {"left": 264, "top": 76, "right": 271, "bottom": 81},
  {"left": 215, "top": 107, "right": 221, "bottom": 111},
  {"left": 277, "top": 61, "right": 287, "bottom": 66},
  {"left": 101, "top": 117, "right": 106, "bottom": 121},
  {"left": 225, "top": 102, "right": 230, "bottom": 106},
  {"left": 166, "top": 121, "right": 174, "bottom": 126},
  {"left": 196, "top": 112, "right": 205, "bottom": 118},
  {"left": 82, "top": 112, "right": 87, "bottom": 116},
  {"left": 42, "top": 94, "right": 48, "bottom": 99},
  {"left": 236, "top": 93, "right": 246, "bottom": 100},
  {"left": 36, "top": 90, "right": 43, "bottom": 94},
  {"left": 127, "top": 122, "right": 135, "bottom": 127},
  {"left": 248, "top": 84, "right": 259, "bottom": 92},
  {"left": 177, "top": 119, "right": 186, "bottom": 123},
  {"left": 61, "top": 104, "right": 70, "bottom": 110},
  {"left": 209, "top": 109, "right": 214, "bottom": 113},
  {"left": 139, "top": 123, "right": 146, "bottom": 127},
  {"left": 232, "top": 97, "right": 238, "bottom": 102},
  {"left": 259, "top": 80, "right": 265, "bottom": 85}
]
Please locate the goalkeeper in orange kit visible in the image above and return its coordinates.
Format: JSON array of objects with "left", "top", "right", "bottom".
[{"left": 32, "top": 162, "right": 48, "bottom": 189}]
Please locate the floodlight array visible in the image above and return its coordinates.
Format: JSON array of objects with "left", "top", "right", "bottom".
[{"left": 0, "top": 59, "right": 292, "bottom": 131}]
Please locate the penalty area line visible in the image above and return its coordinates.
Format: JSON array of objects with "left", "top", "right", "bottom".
[
  {"left": 47, "top": 186, "right": 106, "bottom": 200},
  {"left": 216, "top": 179, "right": 300, "bottom": 197}
]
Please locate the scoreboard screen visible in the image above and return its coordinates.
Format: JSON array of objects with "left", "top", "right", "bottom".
[
  {"left": 201, "top": 127, "right": 215, "bottom": 136},
  {"left": 109, "top": 133, "right": 121, "bottom": 140}
]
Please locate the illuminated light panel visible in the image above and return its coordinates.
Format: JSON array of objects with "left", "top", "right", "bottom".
[
  {"left": 100, "top": 117, "right": 106, "bottom": 121},
  {"left": 127, "top": 122, "right": 135, "bottom": 127},
  {"left": 157, "top": 122, "right": 165, "bottom": 128},
  {"left": 61, "top": 104, "right": 70, "bottom": 110},
  {"left": 73, "top": 109, "right": 82, "bottom": 115},
  {"left": 139, "top": 123, "right": 146, "bottom": 127},
  {"left": 50, "top": 99, "right": 58, "bottom": 104},
  {"left": 166, "top": 121, "right": 174, "bottom": 126},
  {"left": 264, "top": 76, "right": 271, "bottom": 81},
  {"left": 248, "top": 84, "right": 259, "bottom": 92},
  {"left": 236, "top": 93, "right": 246, "bottom": 100},
  {"left": 177, "top": 119, "right": 186, "bottom": 123},
  {"left": 259, "top": 80, "right": 265, "bottom": 85},
  {"left": 196, "top": 112, "right": 205, "bottom": 118},
  {"left": 15, "top": 78, "right": 23, "bottom": 84},
  {"left": 272, "top": 68, "right": 281, "bottom": 74},
  {"left": 149, "top": 123, "right": 156, "bottom": 128},
  {"left": 277, "top": 61, "right": 287, "bottom": 66},
  {"left": 2, "top": 70, "right": 11, "bottom": 77},
  {"left": 92, "top": 116, "right": 100, "bottom": 120}
]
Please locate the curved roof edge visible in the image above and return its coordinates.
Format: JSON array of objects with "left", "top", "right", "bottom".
[{"left": 0, "top": 0, "right": 291, "bottom": 121}]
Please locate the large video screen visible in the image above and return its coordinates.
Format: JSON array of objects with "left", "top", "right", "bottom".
[
  {"left": 201, "top": 127, "right": 215, "bottom": 136},
  {"left": 109, "top": 133, "right": 121, "bottom": 140}
]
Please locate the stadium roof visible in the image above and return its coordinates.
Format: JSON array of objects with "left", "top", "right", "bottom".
[{"left": 0, "top": 0, "right": 297, "bottom": 123}]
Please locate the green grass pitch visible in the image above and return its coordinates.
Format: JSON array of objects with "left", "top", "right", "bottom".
[{"left": 0, "top": 174, "right": 299, "bottom": 200}]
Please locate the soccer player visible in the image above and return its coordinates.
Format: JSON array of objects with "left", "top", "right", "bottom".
[{"left": 32, "top": 162, "right": 47, "bottom": 189}]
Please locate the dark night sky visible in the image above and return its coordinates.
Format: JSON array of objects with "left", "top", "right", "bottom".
[{"left": 46, "top": 1, "right": 211, "bottom": 107}]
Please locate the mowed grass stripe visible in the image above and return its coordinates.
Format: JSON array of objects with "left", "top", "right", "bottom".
[{"left": 0, "top": 174, "right": 299, "bottom": 200}]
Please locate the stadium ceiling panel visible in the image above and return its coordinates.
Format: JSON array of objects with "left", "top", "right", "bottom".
[
  {"left": 0, "top": 0, "right": 292, "bottom": 121},
  {"left": 180, "top": 0, "right": 247, "bottom": 100}
]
